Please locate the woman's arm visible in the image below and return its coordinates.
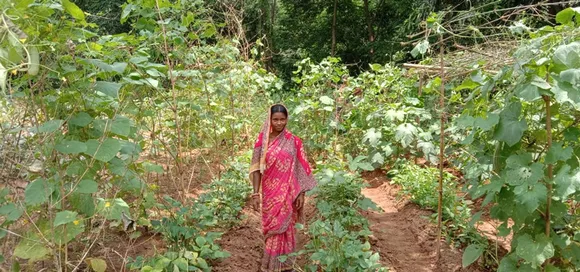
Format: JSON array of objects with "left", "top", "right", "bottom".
[
  {"left": 250, "top": 171, "right": 262, "bottom": 211},
  {"left": 251, "top": 171, "right": 261, "bottom": 194}
]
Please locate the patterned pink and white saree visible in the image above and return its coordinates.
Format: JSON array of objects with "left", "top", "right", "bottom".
[{"left": 250, "top": 106, "right": 316, "bottom": 272}]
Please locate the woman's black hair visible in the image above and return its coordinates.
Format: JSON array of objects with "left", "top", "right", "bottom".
[{"left": 270, "top": 104, "right": 288, "bottom": 117}]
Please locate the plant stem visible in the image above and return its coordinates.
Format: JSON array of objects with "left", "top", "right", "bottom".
[{"left": 544, "top": 94, "right": 552, "bottom": 237}]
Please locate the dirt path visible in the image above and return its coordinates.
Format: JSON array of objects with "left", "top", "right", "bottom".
[{"left": 361, "top": 176, "right": 479, "bottom": 272}]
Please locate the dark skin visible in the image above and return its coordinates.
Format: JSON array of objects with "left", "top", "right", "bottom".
[{"left": 250, "top": 112, "right": 306, "bottom": 212}]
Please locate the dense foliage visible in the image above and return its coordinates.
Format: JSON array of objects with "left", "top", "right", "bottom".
[{"left": 2, "top": 0, "right": 580, "bottom": 271}]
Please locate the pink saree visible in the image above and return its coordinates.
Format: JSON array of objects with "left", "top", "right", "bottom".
[{"left": 250, "top": 106, "right": 316, "bottom": 272}]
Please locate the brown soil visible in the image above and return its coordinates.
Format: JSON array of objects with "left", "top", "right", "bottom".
[
  {"left": 211, "top": 198, "right": 318, "bottom": 272},
  {"left": 361, "top": 174, "right": 484, "bottom": 272}
]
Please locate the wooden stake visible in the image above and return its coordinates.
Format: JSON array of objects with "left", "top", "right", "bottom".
[{"left": 436, "top": 34, "right": 446, "bottom": 261}]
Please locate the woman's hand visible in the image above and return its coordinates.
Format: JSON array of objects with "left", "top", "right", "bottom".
[
  {"left": 250, "top": 194, "right": 261, "bottom": 212},
  {"left": 294, "top": 192, "right": 305, "bottom": 210}
]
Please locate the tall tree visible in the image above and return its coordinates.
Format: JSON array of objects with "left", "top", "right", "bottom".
[
  {"left": 363, "top": 0, "right": 375, "bottom": 56},
  {"left": 331, "top": 0, "right": 338, "bottom": 56}
]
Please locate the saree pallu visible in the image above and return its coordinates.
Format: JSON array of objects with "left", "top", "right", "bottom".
[{"left": 250, "top": 129, "right": 316, "bottom": 272}]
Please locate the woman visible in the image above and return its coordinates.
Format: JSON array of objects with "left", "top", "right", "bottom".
[{"left": 249, "top": 104, "right": 317, "bottom": 272}]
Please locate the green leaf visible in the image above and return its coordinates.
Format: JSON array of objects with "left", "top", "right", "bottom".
[
  {"left": 560, "top": 69, "right": 580, "bottom": 85},
  {"left": 411, "top": 40, "right": 429, "bottom": 57},
  {"left": 55, "top": 140, "right": 87, "bottom": 154},
  {"left": 97, "top": 198, "right": 130, "bottom": 221},
  {"left": 195, "top": 236, "right": 207, "bottom": 247},
  {"left": 61, "top": 0, "right": 86, "bottom": 23},
  {"left": 545, "top": 142, "right": 573, "bottom": 164},
  {"left": 385, "top": 109, "right": 405, "bottom": 121},
  {"left": 515, "top": 182, "right": 547, "bottom": 213},
  {"left": 553, "top": 42, "right": 580, "bottom": 71},
  {"left": 76, "top": 179, "right": 98, "bottom": 194},
  {"left": 25, "top": 178, "right": 52, "bottom": 206},
  {"left": 515, "top": 84, "right": 541, "bottom": 101},
  {"left": 494, "top": 102, "right": 527, "bottom": 146},
  {"left": 474, "top": 113, "right": 499, "bottom": 131},
  {"left": 554, "top": 165, "right": 580, "bottom": 200},
  {"left": 455, "top": 114, "right": 475, "bottom": 128},
  {"left": 319, "top": 96, "right": 334, "bottom": 105},
  {"left": 556, "top": 7, "right": 580, "bottom": 24},
  {"left": 143, "top": 162, "right": 164, "bottom": 173},
  {"left": 0, "top": 203, "right": 23, "bottom": 222},
  {"left": 94, "top": 81, "right": 122, "bottom": 99},
  {"left": 84, "top": 138, "right": 122, "bottom": 162},
  {"left": 455, "top": 78, "right": 480, "bottom": 91},
  {"left": 38, "top": 119, "right": 64, "bottom": 133},
  {"left": 111, "top": 116, "right": 131, "bottom": 137},
  {"left": 515, "top": 234, "right": 554, "bottom": 268},
  {"left": 13, "top": 237, "right": 50, "bottom": 262},
  {"left": 371, "top": 152, "right": 384, "bottom": 164},
  {"left": 70, "top": 112, "right": 93, "bottom": 127},
  {"left": 54, "top": 211, "right": 78, "bottom": 227},
  {"left": 16, "top": 0, "right": 34, "bottom": 8},
  {"left": 70, "top": 193, "right": 95, "bottom": 216},
  {"left": 462, "top": 244, "right": 484, "bottom": 268},
  {"left": 87, "top": 258, "right": 107, "bottom": 272},
  {"left": 395, "top": 123, "right": 417, "bottom": 148},
  {"left": 363, "top": 128, "right": 382, "bottom": 146}
]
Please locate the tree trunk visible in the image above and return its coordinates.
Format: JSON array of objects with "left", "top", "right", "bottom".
[
  {"left": 331, "top": 0, "right": 338, "bottom": 56},
  {"left": 363, "top": 0, "right": 375, "bottom": 55}
]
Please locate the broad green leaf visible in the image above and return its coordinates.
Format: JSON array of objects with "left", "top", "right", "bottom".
[
  {"left": 76, "top": 179, "right": 98, "bottom": 194},
  {"left": 16, "top": 0, "right": 34, "bottom": 8},
  {"left": 143, "top": 162, "right": 164, "bottom": 173},
  {"left": 25, "top": 178, "right": 52, "bottom": 206},
  {"left": 70, "top": 193, "right": 95, "bottom": 216},
  {"left": 456, "top": 114, "right": 475, "bottom": 128},
  {"left": 554, "top": 166, "right": 580, "bottom": 200},
  {"left": 319, "top": 96, "right": 334, "bottom": 105},
  {"left": 97, "top": 198, "right": 130, "bottom": 221},
  {"left": 196, "top": 236, "right": 207, "bottom": 247},
  {"left": 545, "top": 142, "right": 573, "bottom": 164},
  {"left": 61, "top": 0, "right": 86, "bottom": 23},
  {"left": 515, "top": 84, "right": 541, "bottom": 101},
  {"left": 506, "top": 161, "right": 543, "bottom": 186},
  {"left": 38, "top": 119, "right": 64, "bottom": 133},
  {"left": 94, "top": 81, "right": 121, "bottom": 99},
  {"left": 84, "top": 138, "right": 122, "bottom": 162},
  {"left": 531, "top": 76, "right": 551, "bottom": 90},
  {"left": 54, "top": 211, "right": 78, "bottom": 226},
  {"left": 87, "top": 258, "right": 107, "bottom": 272},
  {"left": 455, "top": 78, "right": 480, "bottom": 91},
  {"left": 13, "top": 237, "right": 50, "bottom": 261},
  {"left": 371, "top": 152, "right": 384, "bottom": 164},
  {"left": 0, "top": 203, "right": 23, "bottom": 221},
  {"left": 411, "top": 39, "right": 429, "bottom": 57},
  {"left": 560, "top": 69, "right": 580, "bottom": 85},
  {"left": 70, "top": 112, "right": 93, "bottom": 127},
  {"left": 556, "top": 7, "right": 580, "bottom": 24},
  {"left": 474, "top": 113, "right": 499, "bottom": 131},
  {"left": 385, "top": 109, "right": 405, "bottom": 121},
  {"left": 53, "top": 219, "right": 85, "bottom": 245},
  {"left": 553, "top": 42, "right": 580, "bottom": 71},
  {"left": 111, "top": 116, "right": 131, "bottom": 137},
  {"left": 395, "top": 123, "right": 417, "bottom": 148},
  {"left": 515, "top": 234, "right": 554, "bottom": 268},
  {"left": 55, "top": 140, "right": 87, "bottom": 154},
  {"left": 462, "top": 244, "right": 484, "bottom": 268},
  {"left": 514, "top": 182, "right": 547, "bottom": 213},
  {"left": 494, "top": 102, "right": 527, "bottom": 146},
  {"left": 363, "top": 128, "right": 381, "bottom": 146}
]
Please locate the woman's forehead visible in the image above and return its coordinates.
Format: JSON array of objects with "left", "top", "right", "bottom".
[{"left": 271, "top": 112, "right": 287, "bottom": 118}]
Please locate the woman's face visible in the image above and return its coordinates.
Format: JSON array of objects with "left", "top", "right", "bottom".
[{"left": 271, "top": 112, "right": 288, "bottom": 133}]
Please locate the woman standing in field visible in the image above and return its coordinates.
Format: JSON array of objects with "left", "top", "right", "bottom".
[{"left": 249, "top": 104, "right": 317, "bottom": 272}]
